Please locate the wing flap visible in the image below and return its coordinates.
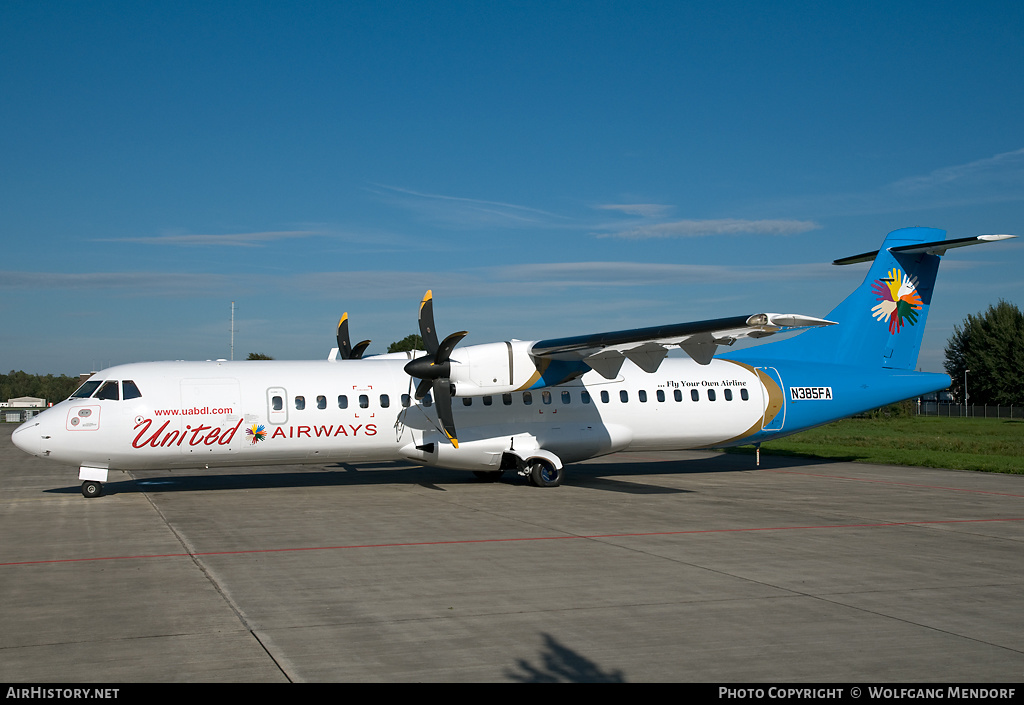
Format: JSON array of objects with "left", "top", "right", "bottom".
[{"left": 532, "top": 313, "right": 835, "bottom": 371}]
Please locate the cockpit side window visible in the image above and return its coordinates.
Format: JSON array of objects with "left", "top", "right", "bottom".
[
  {"left": 71, "top": 380, "right": 101, "bottom": 398},
  {"left": 122, "top": 380, "right": 142, "bottom": 399}
]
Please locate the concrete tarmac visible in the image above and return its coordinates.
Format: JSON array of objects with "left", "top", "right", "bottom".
[{"left": 1, "top": 424, "right": 1022, "bottom": 683}]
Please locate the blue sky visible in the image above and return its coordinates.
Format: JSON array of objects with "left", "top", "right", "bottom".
[{"left": 2, "top": 1, "right": 1022, "bottom": 376}]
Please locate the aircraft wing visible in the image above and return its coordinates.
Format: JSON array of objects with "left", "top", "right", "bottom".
[{"left": 530, "top": 312, "right": 835, "bottom": 376}]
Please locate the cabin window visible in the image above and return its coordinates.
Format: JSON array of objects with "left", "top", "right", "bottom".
[
  {"left": 561, "top": 390, "right": 571, "bottom": 404},
  {"left": 674, "top": 389, "right": 682, "bottom": 402},
  {"left": 483, "top": 396, "right": 493, "bottom": 406},
  {"left": 741, "top": 388, "right": 749, "bottom": 401},
  {"left": 273, "top": 395, "right": 284, "bottom": 411},
  {"left": 707, "top": 389, "right": 716, "bottom": 402},
  {"left": 122, "top": 380, "right": 142, "bottom": 400},
  {"left": 601, "top": 390, "right": 609, "bottom": 403},
  {"left": 380, "top": 394, "right": 390, "bottom": 408},
  {"left": 463, "top": 397, "right": 473, "bottom": 406},
  {"left": 638, "top": 390, "right": 647, "bottom": 403},
  {"left": 542, "top": 391, "right": 552, "bottom": 405},
  {"left": 359, "top": 394, "right": 369, "bottom": 409},
  {"left": 581, "top": 391, "right": 591, "bottom": 404},
  {"left": 620, "top": 390, "right": 628, "bottom": 403},
  {"left": 691, "top": 389, "right": 699, "bottom": 402},
  {"left": 523, "top": 392, "right": 533, "bottom": 405},
  {"left": 656, "top": 390, "right": 665, "bottom": 402},
  {"left": 338, "top": 395, "right": 348, "bottom": 409},
  {"left": 317, "top": 395, "right": 327, "bottom": 409},
  {"left": 71, "top": 380, "right": 102, "bottom": 398},
  {"left": 95, "top": 381, "right": 119, "bottom": 400},
  {"left": 295, "top": 396, "right": 305, "bottom": 410},
  {"left": 401, "top": 394, "right": 411, "bottom": 408},
  {"left": 502, "top": 393, "right": 512, "bottom": 406}
]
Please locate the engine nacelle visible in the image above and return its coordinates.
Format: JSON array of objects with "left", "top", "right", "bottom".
[{"left": 447, "top": 340, "right": 590, "bottom": 396}]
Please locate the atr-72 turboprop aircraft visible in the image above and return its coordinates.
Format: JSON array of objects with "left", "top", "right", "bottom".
[{"left": 12, "top": 227, "right": 1015, "bottom": 497}]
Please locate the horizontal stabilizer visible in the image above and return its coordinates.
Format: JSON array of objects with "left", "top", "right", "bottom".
[{"left": 833, "top": 234, "right": 1015, "bottom": 265}]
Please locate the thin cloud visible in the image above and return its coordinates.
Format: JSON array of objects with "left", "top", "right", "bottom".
[
  {"left": 95, "top": 230, "right": 320, "bottom": 247},
  {"left": 368, "top": 184, "right": 571, "bottom": 228},
  {"left": 781, "top": 147, "right": 1024, "bottom": 218},
  {"left": 0, "top": 260, "right": 841, "bottom": 301},
  {"left": 480, "top": 261, "right": 842, "bottom": 289},
  {"left": 595, "top": 203, "right": 675, "bottom": 217},
  {"left": 0, "top": 270, "right": 236, "bottom": 295},
  {"left": 889, "top": 147, "right": 1024, "bottom": 194},
  {"left": 597, "top": 218, "right": 820, "bottom": 239}
]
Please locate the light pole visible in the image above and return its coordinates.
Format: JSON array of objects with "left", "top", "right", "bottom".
[{"left": 964, "top": 369, "right": 970, "bottom": 417}]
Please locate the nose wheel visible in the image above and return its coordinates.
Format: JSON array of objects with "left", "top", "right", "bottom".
[{"left": 81, "top": 481, "right": 103, "bottom": 498}]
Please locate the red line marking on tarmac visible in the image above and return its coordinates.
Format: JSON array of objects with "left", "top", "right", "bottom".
[
  {"left": 761, "top": 469, "right": 1024, "bottom": 498},
  {"left": 4, "top": 517, "right": 1023, "bottom": 567}
]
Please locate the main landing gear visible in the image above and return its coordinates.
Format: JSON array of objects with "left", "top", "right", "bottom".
[
  {"left": 472, "top": 457, "right": 566, "bottom": 487},
  {"left": 523, "top": 458, "right": 564, "bottom": 488},
  {"left": 81, "top": 481, "right": 103, "bottom": 498}
]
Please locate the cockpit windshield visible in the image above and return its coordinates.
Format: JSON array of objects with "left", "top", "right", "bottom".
[
  {"left": 95, "top": 381, "right": 119, "bottom": 400},
  {"left": 68, "top": 380, "right": 143, "bottom": 401},
  {"left": 70, "top": 380, "right": 101, "bottom": 398}
]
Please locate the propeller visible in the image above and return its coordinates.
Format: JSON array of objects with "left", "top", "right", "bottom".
[
  {"left": 403, "top": 290, "right": 467, "bottom": 447},
  {"left": 336, "top": 313, "right": 371, "bottom": 360}
]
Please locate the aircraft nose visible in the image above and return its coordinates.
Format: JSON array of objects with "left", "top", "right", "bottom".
[{"left": 11, "top": 418, "right": 42, "bottom": 456}]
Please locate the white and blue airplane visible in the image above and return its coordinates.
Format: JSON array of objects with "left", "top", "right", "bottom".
[{"left": 12, "top": 227, "right": 1014, "bottom": 497}]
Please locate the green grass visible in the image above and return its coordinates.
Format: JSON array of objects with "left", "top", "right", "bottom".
[{"left": 727, "top": 416, "right": 1024, "bottom": 474}]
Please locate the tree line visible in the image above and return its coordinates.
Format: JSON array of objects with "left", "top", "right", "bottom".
[
  {"left": 1, "top": 371, "right": 83, "bottom": 405},
  {"left": 944, "top": 299, "right": 1024, "bottom": 405}
]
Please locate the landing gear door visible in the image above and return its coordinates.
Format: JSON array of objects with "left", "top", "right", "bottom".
[
  {"left": 755, "top": 367, "right": 786, "bottom": 431},
  {"left": 267, "top": 387, "right": 288, "bottom": 425}
]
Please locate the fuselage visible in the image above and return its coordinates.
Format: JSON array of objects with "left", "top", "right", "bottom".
[{"left": 12, "top": 353, "right": 949, "bottom": 477}]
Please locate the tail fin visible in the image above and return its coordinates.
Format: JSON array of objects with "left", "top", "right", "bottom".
[{"left": 755, "top": 227, "right": 1011, "bottom": 369}]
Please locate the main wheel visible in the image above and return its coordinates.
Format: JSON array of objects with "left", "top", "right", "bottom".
[
  {"left": 81, "top": 481, "right": 103, "bottom": 498},
  {"left": 528, "top": 459, "right": 563, "bottom": 487}
]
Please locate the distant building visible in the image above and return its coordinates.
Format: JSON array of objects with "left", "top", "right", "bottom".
[
  {"left": 3, "top": 397, "right": 46, "bottom": 422},
  {"left": 8, "top": 396, "right": 46, "bottom": 408}
]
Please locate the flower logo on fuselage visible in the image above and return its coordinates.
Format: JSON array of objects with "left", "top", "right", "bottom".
[
  {"left": 246, "top": 424, "right": 267, "bottom": 444},
  {"left": 870, "top": 268, "right": 923, "bottom": 334}
]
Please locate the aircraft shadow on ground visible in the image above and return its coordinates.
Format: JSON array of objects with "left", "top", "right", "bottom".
[
  {"left": 505, "top": 632, "right": 627, "bottom": 683},
  {"left": 722, "top": 446, "right": 869, "bottom": 464},
  {"left": 41, "top": 451, "right": 848, "bottom": 497}
]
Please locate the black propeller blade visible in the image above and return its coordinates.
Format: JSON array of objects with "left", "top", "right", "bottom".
[
  {"left": 336, "top": 313, "right": 371, "bottom": 360},
  {"left": 403, "top": 290, "right": 466, "bottom": 447}
]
